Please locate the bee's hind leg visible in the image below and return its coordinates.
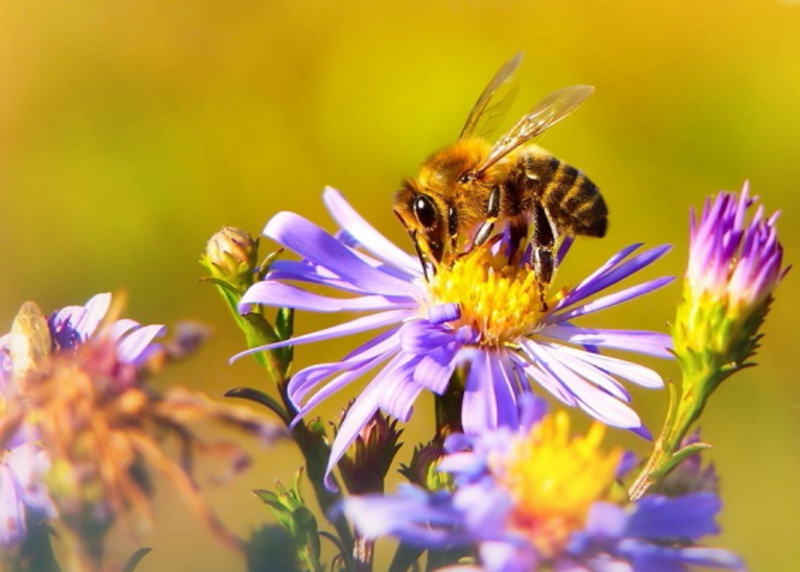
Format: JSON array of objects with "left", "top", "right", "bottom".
[{"left": 531, "top": 203, "right": 557, "bottom": 310}]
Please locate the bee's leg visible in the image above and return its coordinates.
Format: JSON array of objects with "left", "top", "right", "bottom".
[
  {"left": 411, "top": 232, "right": 435, "bottom": 281},
  {"left": 472, "top": 219, "right": 496, "bottom": 249},
  {"left": 531, "top": 203, "right": 556, "bottom": 309},
  {"left": 471, "top": 186, "right": 502, "bottom": 250}
]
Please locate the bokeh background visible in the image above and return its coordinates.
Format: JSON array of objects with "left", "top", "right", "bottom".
[{"left": 1, "top": 0, "right": 799, "bottom": 569}]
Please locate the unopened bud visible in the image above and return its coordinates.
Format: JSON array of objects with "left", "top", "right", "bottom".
[
  {"left": 337, "top": 406, "right": 402, "bottom": 494},
  {"left": 203, "top": 226, "right": 259, "bottom": 291}
]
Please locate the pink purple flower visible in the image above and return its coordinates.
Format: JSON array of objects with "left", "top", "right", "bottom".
[{"left": 0, "top": 293, "right": 164, "bottom": 547}]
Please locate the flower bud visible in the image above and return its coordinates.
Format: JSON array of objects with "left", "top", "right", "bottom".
[
  {"left": 398, "top": 441, "right": 449, "bottom": 491},
  {"left": 203, "top": 226, "right": 259, "bottom": 291},
  {"left": 337, "top": 406, "right": 402, "bottom": 495},
  {"left": 674, "top": 183, "right": 787, "bottom": 391}
]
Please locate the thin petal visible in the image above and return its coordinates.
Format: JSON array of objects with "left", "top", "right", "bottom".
[
  {"left": 116, "top": 324, "right": 166, "bottom": 363},
  {"left": 561, "top": 245, "right": 671, "bottom": 309},
  {"left": 542, "top": 325, "right": 673, "bottom": 359},
  {"left": 553, "top": 346, "right": 664, "bottom": 389},
  {"left": 239, "top": 281, "right": 416, "bottom": 313},
  {"left": 626, "top": 493, "right": 721, "bottom": 539},
  {"left": 75, "top": 293, "right": 113, "bottom": 338},
  {"left": 524, "top": 342, "right": 641, "bottom": 428},
  {"left": 264, "top": 212, "right": 413, "bottom": 296},
  {"left": 325, "top": 385, "right": 381, "bottom": 489},
  {"left": 553, "top": 276, "right": 674, "bottom": 322},
  {"left": 230, "top": 309, "right": 413, "bottom": 360},
  {"left": 322, "top": 187, "right": 422, "bottom": 277}
]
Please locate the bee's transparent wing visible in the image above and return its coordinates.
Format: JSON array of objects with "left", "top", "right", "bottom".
[
  {"left": 476, "top": 84, "right": 594, "bottom": 173},
  {"left": 459, "top": 53, "right": 523, "bottom": 140}
]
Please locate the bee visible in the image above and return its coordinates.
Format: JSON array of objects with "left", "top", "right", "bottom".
[{"left": 394, "top": 53, "right": 608, "bottom": 286}]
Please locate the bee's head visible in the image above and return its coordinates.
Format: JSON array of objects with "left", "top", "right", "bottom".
[{"left": 393, "top": 180, "right": 450, "bottom": 268}]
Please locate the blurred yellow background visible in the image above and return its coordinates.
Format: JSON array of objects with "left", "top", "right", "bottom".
[{"left": 1, "top": 0, "right": 799, "bottom": 569}]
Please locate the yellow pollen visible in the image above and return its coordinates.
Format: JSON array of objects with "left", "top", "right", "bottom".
[
  {"left": 491, "top": 412, "right": 622, "bottom": 557},
  {"left": 427, "top": 247, "right": 552, "bottom": 346}
]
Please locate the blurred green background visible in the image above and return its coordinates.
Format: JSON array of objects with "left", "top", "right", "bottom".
[{"left": 1, "top": 0, "right": 799, "bottom": 569}]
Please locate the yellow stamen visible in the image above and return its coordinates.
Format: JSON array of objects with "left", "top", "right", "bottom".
[
  {"left": 427, "top": 247, "right": 552, "bottom": 346},
  {"left": 491, "top": 412, "right": 622, "bottom": 556}
]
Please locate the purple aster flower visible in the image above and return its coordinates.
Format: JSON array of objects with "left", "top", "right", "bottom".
[
  {"left": 0, "top": 293, "right": 164, "bottom": 548},
  {"left": 342, "top": 397, "right": 744, "bottom": 572},
  {"left": 236, "top": 187, "right": 673, "bottom": 484},
  {"left": 686, "top": 182, "right": 785, "bottom": 312},
  {"left": 675, "top": 183, "right": 788, "bottom": 373}
]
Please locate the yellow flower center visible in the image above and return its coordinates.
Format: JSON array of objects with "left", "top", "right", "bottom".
[
  {"left": 427, "top": 247, "right": 553, "bottom": 346},
  {"left": 490, "top": 412, "right": 622, "bottom": 557}
]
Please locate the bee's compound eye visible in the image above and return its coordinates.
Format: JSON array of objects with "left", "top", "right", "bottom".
[{"left": 412, "top": 195, "right": 438, "bottom": 229}]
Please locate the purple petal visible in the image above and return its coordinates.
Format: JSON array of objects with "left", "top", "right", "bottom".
[
  {"left": 542, "top": 325, "right": 673, "bottom": 359},
  {"left": 231, "top": 309, "right": 413, "bottom": 360},
  {"left": 553, "top": 276, "right": 674, "bottom": 322},
  {"left": 116, "top": 324, "right": 166, "bottom": 364},
  {"left": 414, "top": 345, "right": 459, "bottom": 395},
  {"left": 239, "top": 281, "right": 416, "bottom": 313},
  {"left": 266, "top": 260, "right": 379, "bottom": 294},
  {"left": 583, "top": 501, "right": 627, "bottom": 540},
  {"left": 626, "top": 493, "right": 721, "bottom": 540},
  {"left": 108, "top": 319, "right": 140, "bottom": 342},
  {"left": 520, "top": 361, "right": 578, "bottom": 407},
  {"left": 561, "top": 245, "right": 671, "bottom": 309},
  {"left": 0, "top": 465, "right": 26, "bottom": 548},
  {"left": 288, "top": 329, "right": 400, "bottom": 406},
  {"left": 75, "top": 293, "right": 112, "bottom": 338},
  {"left": 523, "top": 342, "right": 641, "bottom": 428},
  {"left": 553, "top": 346, "right": 664, "bottom": 389},
  {"left": 263, "top": 212, "right": 414, "bottom": 296},
  {"left": 377, "top": 362, "right": 425, "bottom": 422},
  {"left": 324, "top": 382, "right": 382, "bottom": 489},
  {"left": 544, "top": 346, "right": 630, "bottom": 402},
  {"left": 461, "top": 350, "right": 518, "bottom": 434},
  {"left": 5, "top": 444, "right": 55, "bottom": 517},
  {"left": 322, "top": 187, "right": 422, "bottom": 277}
]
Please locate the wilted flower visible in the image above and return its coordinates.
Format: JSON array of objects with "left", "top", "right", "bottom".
[
  {"left": 235, "top": 187, "right": 672, "bottom": 484},
  {"left": 0, "top": 293, "right": 284, "bottom": 568},
  {"left": 0, "top": 293, "right": 162, "bottom": 549},
  {"left": 342, "top": 397, "right": 744, "bottom": 572}
]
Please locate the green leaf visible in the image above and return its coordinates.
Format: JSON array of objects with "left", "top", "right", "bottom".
[
  {"left": 389, "top": 543, "right": 425, "bottom": 572},
  {"left": 225, "top": 386, "right": 290, "bottom": 425}
]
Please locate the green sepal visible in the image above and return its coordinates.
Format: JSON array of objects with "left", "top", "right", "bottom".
[
  {"left": 257, "top": 249, "right": 284, "bottom": 281},
  {"left": 121, "top": 548, "right": 152, "bottom": 572},
  {"left": 253, "top": 473, "right": 324, "bottom": 572},
  {"left": 290, "top": 507, "right": 323, "bottom": 571},
  {"left": 657, "top": 442, "right": 712, "bottom": 481},
  {"left": 275, "top": 307, "right": 295, "bottom": 371}
]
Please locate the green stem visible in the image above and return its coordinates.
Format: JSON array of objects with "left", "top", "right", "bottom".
[{"left": 629, "top": 368, "right": 723, "bottom": 500}]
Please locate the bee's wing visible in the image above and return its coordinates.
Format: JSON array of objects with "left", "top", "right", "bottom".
[
  {"left": 459, "top": 53, "right": 523, "bottom": 140},
  {"left": 475, "top": 84, "right": 594, "bottom": 173}
]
